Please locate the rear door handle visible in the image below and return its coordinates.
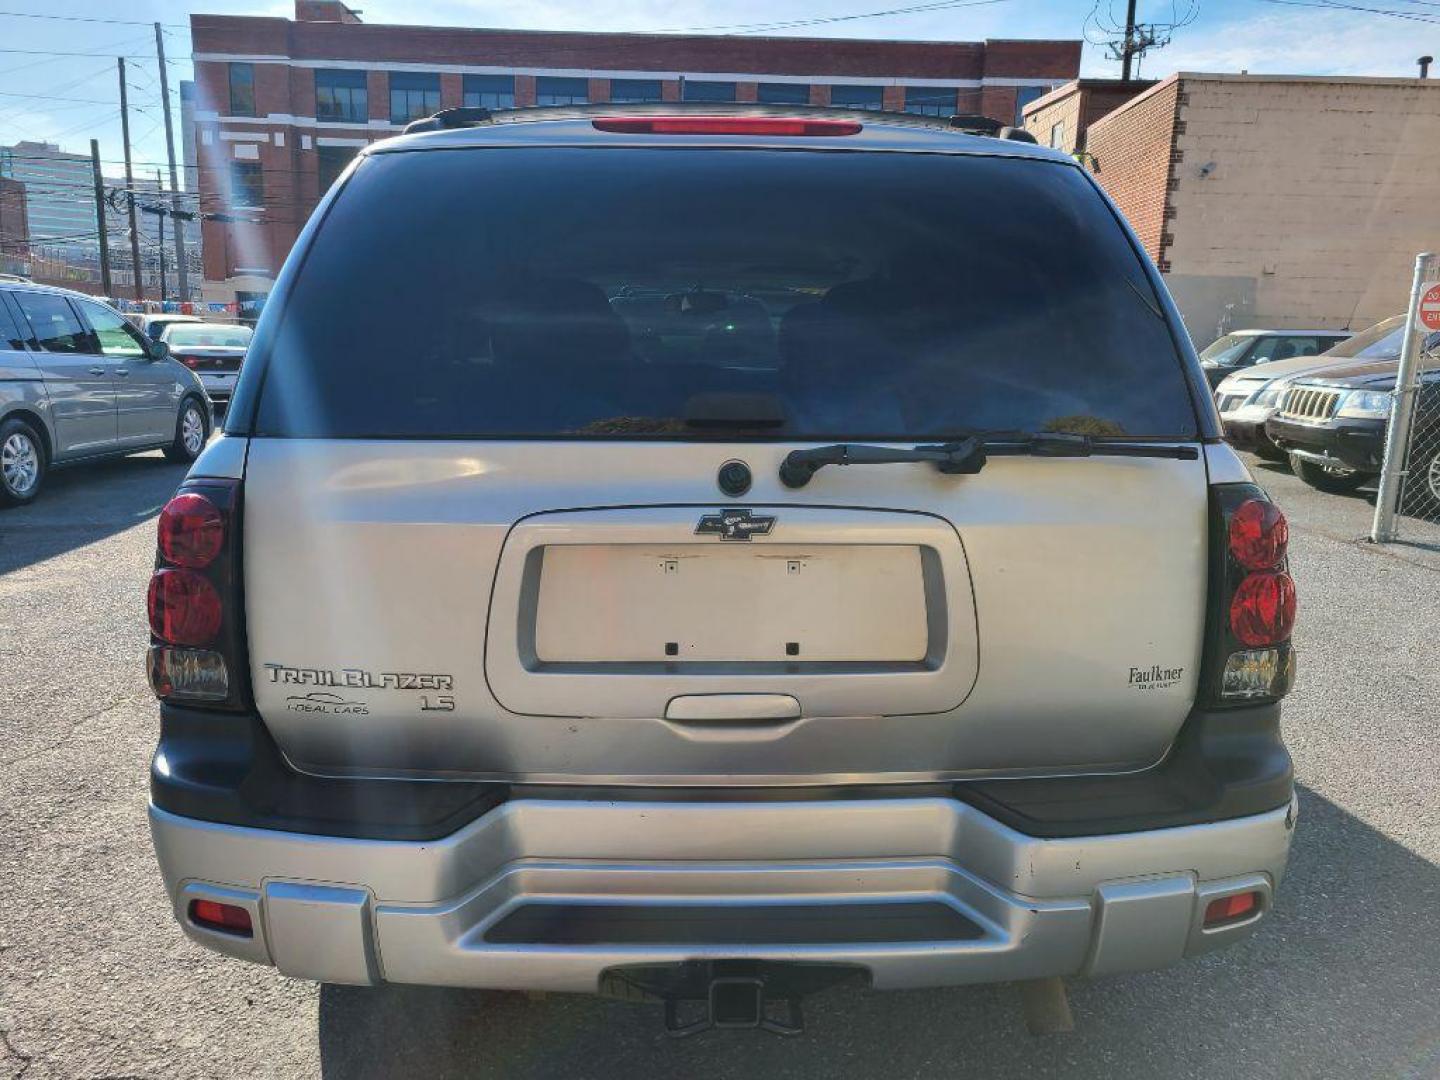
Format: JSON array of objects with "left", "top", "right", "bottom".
[
  {"left": 114, "top": 368, "right": 129, "bottom": 376},
  {"left": 88, "top": 366, "right": 106, "bottom": 376},
  {"left": 665, "top": 694, "right": 801, "bottom": 723}
]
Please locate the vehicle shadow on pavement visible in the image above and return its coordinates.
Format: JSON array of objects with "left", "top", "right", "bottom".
[
  {"left": 316, "top": 785, "right": 1440, "bottom": 1080},
  {"left": 0, "top": 452, "right": 190, "bottom": 575}
]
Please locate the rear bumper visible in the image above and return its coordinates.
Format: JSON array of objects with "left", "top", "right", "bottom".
[
  {"left": 150, "top": 794, "right": 1296, "bottom": 992},
  {"left": 1266, "top": 415, "right": 1386, "bottom": 472},
  {"left": 149, "top": 701, "right": 1296, "bottom": 992}
]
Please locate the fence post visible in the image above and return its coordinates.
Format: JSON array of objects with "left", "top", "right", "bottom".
[{"left": 1371, "top": 252, "right": 1435, "bottom": 543}]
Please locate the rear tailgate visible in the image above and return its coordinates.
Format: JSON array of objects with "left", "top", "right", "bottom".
[{"left": 243, "top": 440, "right": 1206, "bottom": 782}]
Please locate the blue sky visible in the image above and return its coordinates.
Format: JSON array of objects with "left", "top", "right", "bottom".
[{"left": 1, "top": 0, "right": 1437, "bottom": 185}]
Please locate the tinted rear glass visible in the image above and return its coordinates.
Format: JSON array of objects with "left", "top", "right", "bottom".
[{"left": 252, "top": 147, "right": 1196, "bottom": 440}]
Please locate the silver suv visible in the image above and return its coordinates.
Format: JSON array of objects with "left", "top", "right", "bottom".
[
  {"left": 145, "top": 107, "right": 1298, "bottom": 1033},
  {"left": 0, "top": 282, "right": 210, "bottom": 506}
]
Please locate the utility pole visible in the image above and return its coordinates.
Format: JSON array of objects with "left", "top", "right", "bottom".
[
  {"left": 89, "top": 139, "right": 113, "bottom": 298},
  {"left": 1120, "top": 0, "right": 1139, "bottom": 80},
  {"left": 118, "top": 58, "right": 143, "bottom": 301},
  {"left": 156, "top": 168, "right": 167, "bottom": 304},
  {"left": 1107, "top": 0, "right": 1166, "bottom": 81},
  {"left": 154, "top": 23, "right": 189, "bottom": 300}
]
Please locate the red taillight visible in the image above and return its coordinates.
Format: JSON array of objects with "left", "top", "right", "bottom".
[
  {"left": 158, "top": 492, "right": 224, "bottom": 568},
  {"left": 148, "top": 568, "right": 223, "bottom": 646},
  {"left": 1229, "top": 498, "right": 1289, "bottom": 570},
  {"left": 1230, "top": 571, "right": 1297, "bottom": 647},
  {"left": 189, "top": 899, "right": 253, "bottom": 936},
  {"left": 1203, "top": 891, "right": 1260, "bottom": 928},
  {"left": 591, "top": 116, "right": 863, "bottom": 137},
  {"left": 177, "top": 354, "right": 199, "bottom": 368}
]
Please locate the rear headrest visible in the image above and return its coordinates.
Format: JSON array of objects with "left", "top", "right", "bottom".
[{"left": 490, "top": 278, "right": 630, "bottom": 366}]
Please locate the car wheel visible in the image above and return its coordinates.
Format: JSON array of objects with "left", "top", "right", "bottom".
[
  {"left": 1399, "top": 442, "right": 1440, "bottom": 520},
  {"left": 0, "top": 417, "right": 46, "bottom": 507},
  {"left": 164, "top": 398, "right": 208, "bottom": 463},
  {"left": 1289, "top": 452, "right": 1369, "bottom": 493}
]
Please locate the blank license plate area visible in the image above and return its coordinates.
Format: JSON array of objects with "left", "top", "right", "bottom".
[{"left": 533, "top": 544, "right": 929, "bottom": 663}]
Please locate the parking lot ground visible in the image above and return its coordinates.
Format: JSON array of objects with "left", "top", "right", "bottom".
[{"left": 1, "top": 448, "right": 1438, "bottom": 1080}]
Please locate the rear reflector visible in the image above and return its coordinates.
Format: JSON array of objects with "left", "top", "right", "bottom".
[
  {"left": 188, "top": 899, "right": 253, "bottom": 937},
  {"left": 148, "top": 568, "right": 223, "bottom": 646},
  {"left": 592, "top": 116, "right": 863, "bottom": 137},
  {"left": 1203, "top": 891, "right": 1261, "bottom": 928}
]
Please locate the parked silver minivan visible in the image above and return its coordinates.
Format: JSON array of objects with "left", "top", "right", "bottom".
[
  {"left": 145, "top": 106, "right": 1299, "bottom": 1034},
  {"left": 0, "top": 282, "right": 210, "bottom": 506}
]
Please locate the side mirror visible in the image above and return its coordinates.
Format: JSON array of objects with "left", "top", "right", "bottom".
[{"left": 149, "top": 340, "right": 171, "bottom": 361}]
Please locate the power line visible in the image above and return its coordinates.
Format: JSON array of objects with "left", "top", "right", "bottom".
[
  {"left": 1257, "top": 0, "right": 1440, "bottom": 20},
  {"left": 673, "top": 0, "right": 1011, "bottom": 34}
]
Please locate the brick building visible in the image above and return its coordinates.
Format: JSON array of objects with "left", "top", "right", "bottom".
[
  {"left": 1076, "top": 73, "right": 1440, "bottom": 344},
  {"left": 1020, "top": 78, "right": 1154, "bottom": 155},
  {"left": 190, "top": 0, "right": 1080, "bottom": 307},
  {"left": 0, "top": 176, "right": 28, "bottom": 273}
]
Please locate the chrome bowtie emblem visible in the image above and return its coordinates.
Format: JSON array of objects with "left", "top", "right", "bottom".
[{"left": 695, "top": 508, "right": 776, "bottom": 541}]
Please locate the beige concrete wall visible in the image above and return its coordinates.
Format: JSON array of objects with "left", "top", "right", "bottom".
[
  {"left": 1024, "top": 90, "right": 1082, "bottom": 153},
  {"left": 1167, "top": 75, "right": 1440, "bottom": 333}
]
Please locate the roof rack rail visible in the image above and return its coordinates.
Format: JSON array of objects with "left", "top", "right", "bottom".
[
  {"left": 948, "top": 114, "right": 1003, "bottom": 134},
  {"left": 398, "top": 102, "right": 1042, "bottom": 144},
  {"left": 403, "top": 107, "right": 493, "bottom": 134}
]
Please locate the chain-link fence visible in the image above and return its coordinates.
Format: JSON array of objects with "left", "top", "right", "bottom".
[{"left": 1373, "top": 253, "right": 1440, "bottom": 540}]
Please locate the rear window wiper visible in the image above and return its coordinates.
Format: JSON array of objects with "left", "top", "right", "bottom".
[{"left": 778, "top": 434, "right": 1198, "bottom": 488}]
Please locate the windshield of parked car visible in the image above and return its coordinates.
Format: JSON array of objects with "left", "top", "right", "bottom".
[
  {"left": 248, "top": 148, "right": 1196, "bottom": 441},
  {"left": 1198, "top": 333, "right": 1255, "bottom": 364},
  {"left": 163, "top": 324, "right": 252, "bottom": 349}
]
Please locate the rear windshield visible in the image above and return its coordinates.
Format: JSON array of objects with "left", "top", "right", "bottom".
[{"left": 250, "top": 147, "right": 1196, "bottom": 440}]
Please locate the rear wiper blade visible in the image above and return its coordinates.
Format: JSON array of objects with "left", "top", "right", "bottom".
[
  {"left": 779, "top": 438, "right": 985, "bottom": 488},
  {"left": 983, "top": 432, "right": 1200, "bottom": 460},
  {"left": 778, "top": 433, "right": 1197, "bottom": 487}
]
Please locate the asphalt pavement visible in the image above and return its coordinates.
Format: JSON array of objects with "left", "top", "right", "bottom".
[{"left": 1, "top": 447, "right": 1437, "bottom": 1080}]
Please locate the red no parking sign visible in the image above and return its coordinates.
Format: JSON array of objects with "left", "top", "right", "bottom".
[{"left": 1420, "top": 282, "right": 1440, "bottom": 331}]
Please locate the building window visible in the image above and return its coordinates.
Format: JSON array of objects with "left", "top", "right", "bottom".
[
  {"left": 229, "top": 161, "right": 264, "bottom": 209},
  {"left": 1049, "top": 120, "right": 1066, "bottom": 150},
  {"left": 315, "top": 69, "right": 368, "bottom": 123},
  {"left": 1015, "top": 85, "right": 1048, "bottom": 125},
  {"left": 609, "top": 78, "right": 663, "bottom": 103},
  {"left": 389, "top": 72, "right": 441, "bottom": 125},
  {"left": 682, "top": 80, "right": 736, "bottom": 102},
  {"left": 829, "top": 85, "right": 884, "bottom": 111},
  {"left": 317, "top": 145, "right": 359, "bottom": 191},
  {"left": 229, "top": 63, "right": 255, "bottom": 117},
  {"left": 535, "top": 76, "right": 588, "bottom": 106},
  {"left": 463, "top": 74, "right": 515, "bottom": 110},
  {"left": 757, "top": 82, "right": 809, "bottom": 105},
  {"left": 904, "top": 86, "right": 958, "bottom": 116}
]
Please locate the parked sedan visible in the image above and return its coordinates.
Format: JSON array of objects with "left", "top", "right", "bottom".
[
  {"left": 1215, "top": 315, "right": 1406, "bottom": 458},
  {"left": 160, "top": 322, "right": 252, "bottom": 408},
  {"left": 1198, "top": 328, "right": 1350, "bottom": 389},
  {"left": 0, "top": 282, "right": 210, "bottom": 507}
]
